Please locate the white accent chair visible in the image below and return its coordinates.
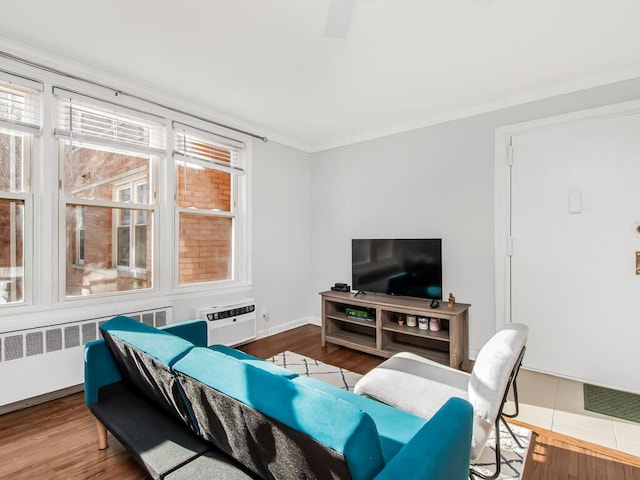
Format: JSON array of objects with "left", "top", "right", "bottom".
[{"left": 354, "top": 323, "right": 528, "bottom": 480}]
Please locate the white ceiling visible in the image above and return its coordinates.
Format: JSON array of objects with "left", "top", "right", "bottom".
[{"left": 1, "top": 0, "right": 640, "bottom": 152}]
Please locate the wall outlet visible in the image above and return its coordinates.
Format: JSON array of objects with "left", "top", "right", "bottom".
[{"left": 261, "top": 309, "right": 270, "bottom": 321}]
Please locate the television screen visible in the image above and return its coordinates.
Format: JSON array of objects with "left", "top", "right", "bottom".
[{"left": 352, "top": 239, "right": 442, "bottom": 300}]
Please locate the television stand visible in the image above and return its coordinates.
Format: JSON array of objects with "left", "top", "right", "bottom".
[{"left": 320, "top": 290, "right": 470, "bottom": 370}]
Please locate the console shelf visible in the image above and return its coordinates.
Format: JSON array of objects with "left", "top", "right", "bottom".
[
  {"left": 321, "top": 290, "right": 470, "bottom": 370},
  {"left": 326, "top": 313, "right": 376, "bottom": 329}
]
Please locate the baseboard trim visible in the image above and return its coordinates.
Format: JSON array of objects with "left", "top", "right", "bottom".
[
  {"left": 0, "top": 384, "right": 84, "bottom": 416},
  {"left": 254, "top": 316, "right": 316, "bottom": 341}
]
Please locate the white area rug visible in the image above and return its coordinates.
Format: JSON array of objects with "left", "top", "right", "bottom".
[
  {"left": 267, "top": 351, "right": 531, "bottom": 480},
  {"left": 471, "top": 422, "right": 531, "bottom": 479},
  {"left": 267, "top": 350, "right": 362, "bottom": 391}
]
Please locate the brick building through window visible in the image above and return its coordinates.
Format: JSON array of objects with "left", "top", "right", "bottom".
[
  {"left": 63, "top": 144, "right": 153, "bottom": 296},
  {"left": 175, "top": 132, "right": 237, "bottom": 285}
]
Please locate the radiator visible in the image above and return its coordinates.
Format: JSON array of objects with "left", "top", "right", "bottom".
[
  {"left": 0, "top": 306, "right": 173, "bottom": 407},
  {"left": 199, "top": 298, "right": 257, "bottom": 346}
]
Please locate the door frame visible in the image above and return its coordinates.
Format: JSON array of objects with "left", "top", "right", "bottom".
[{"left": 494, "top": 99, "right": 640, "bottom": 331}]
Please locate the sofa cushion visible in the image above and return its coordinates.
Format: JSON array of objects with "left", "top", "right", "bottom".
[
  {"left": 207, "top": 344, "right": 298, "bottom": 379},
  {"left": 352, "top": 353, "right": 469, "bottom": 424},
  {"left": 174, "top": 347, "right": 385, "bottom": 480},
  {"left": 163, "top": 449, "right": 260, "bottom": 480},
  {"left": 90, "top": 384, "right": 211, "bottom": 480},
  {"left": 292, "top": 375, "right": 428, "bottom": 463},
  {"left": 99, "top": 316, "right": 196, "bottom": 431}
]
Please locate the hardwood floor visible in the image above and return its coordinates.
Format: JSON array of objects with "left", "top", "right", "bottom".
[
  {"left": 518, "top": 421, "right": 640, "bottom": 480},
  {"left": 0, "top": 391, "right": 145, "bottom": 479},
  {"left": 0, "top": 324, "right": 638, "bottom": 479}
]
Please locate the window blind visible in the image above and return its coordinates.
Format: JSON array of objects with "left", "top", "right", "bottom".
[
  {"left": 173, "top": 121, "right": 244, "bottom": 173},
  {"left": 53, "top": 87, "right": 166, "bottom": 155},
  {"left": 0, "top": 71, "right": 42, "bottom": 135}
]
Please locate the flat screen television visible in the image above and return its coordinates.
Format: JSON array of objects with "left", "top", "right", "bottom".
[{"left": 352, "top": 238, "right": 442, "bottom": 300}]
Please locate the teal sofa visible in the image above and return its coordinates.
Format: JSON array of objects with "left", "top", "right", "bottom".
[{"left": 84, "top": 316, "right": 473, "bottom": 480}]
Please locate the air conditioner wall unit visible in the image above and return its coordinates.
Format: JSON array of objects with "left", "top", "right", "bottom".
[{"left": 199, "top": 298, "right": 257, "bottom": 346}]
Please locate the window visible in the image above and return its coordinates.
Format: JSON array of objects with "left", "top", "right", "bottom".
[
  {"left": 0, "top": 75, "right": 40, "bottom": 306},
  {"left": 55, "top": 89, "right": 165, "bottom": 298},
  {"left": 0, "top": 65, "right": 252, "bottom": 316},
  {"left": 115, "top": 179, "right": 148, "bottom": 270},
  {"left": 173, "top": 123, "right": 246, "bottom": 286}
]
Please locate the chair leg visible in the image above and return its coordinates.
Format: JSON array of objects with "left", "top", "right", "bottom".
[
  {"left": 500, "top": 375, "right": 523, "bottom": 448},
  {"left": 469, "top": 417, "right": 502, "bottom": 480},
  {"left": 501, "top": 416, "right": 523, "bottom": 449},
  {"left": 502, "top": 378, "right": 520, "bottom": 418}
]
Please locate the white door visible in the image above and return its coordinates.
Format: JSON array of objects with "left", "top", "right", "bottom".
[{"left": 510, "top": 113, "right": 640, "bottom": 393}]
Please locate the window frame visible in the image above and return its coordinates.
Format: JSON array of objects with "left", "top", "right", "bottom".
[
  {"left": 0, "top": 73, "right": 40, "bottom": 309},
  {"left": 57, "top": 150, "right": 160, "bottom": 300},
  {"left": 55, "top": 92, "right": 163, "bottom": 301},
  {"left": 172, "top": 123, "right": 249, "bottom": 290},
  {"left": 0, "top": 191, "right": 32, "bottom": 307},
  {"left": 0, "top": 63, "right": 253, "bottom": 324},
  {"left": 174, "top": 169, "right": 238, "bottom": 287}
]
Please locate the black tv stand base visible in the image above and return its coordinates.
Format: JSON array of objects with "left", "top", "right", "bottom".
[{"left": 354, "top": 290, "right": 366, "bottom": 297}]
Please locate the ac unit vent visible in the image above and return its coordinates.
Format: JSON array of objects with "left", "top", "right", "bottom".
[{"left": 199, "top": 299, "right": 257, "bottom": 346}]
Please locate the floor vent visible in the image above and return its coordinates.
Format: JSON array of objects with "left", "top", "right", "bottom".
[{"left": 0, "top": 306, "right": 172, "bottom": 362}]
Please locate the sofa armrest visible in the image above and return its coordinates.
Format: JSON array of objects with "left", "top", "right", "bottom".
[
  {"left": 374, "top": 398, "right": 473, "bottom": 480},
  {"left": 85, "top": 320, "right": 207, "bottom": 408},
  {"left": 159, "top": 320, "right": 208, "bottom": 347},
  {"left": 84, "top": 340, "right": 123, "bottom": 408}
]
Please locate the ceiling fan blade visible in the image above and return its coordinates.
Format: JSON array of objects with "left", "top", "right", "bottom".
[{"left": 323, "top": 0, "right": 356, "bottom": 39}]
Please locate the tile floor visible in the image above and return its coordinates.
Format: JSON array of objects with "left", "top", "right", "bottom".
[{"left": 505, "top": 369, "right": 640, "bottom": 457}]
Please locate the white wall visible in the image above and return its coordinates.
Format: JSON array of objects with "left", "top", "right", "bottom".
[
  {"left": 310, "top": 78, "right": 640, "bottom": 356},
  {"left": 251, "top": 140, "right": 313, "bottom": 335}
]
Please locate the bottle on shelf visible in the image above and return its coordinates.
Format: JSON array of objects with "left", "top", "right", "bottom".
[{"left": 429, "top": 318, "right": 441, "bottom": 331}]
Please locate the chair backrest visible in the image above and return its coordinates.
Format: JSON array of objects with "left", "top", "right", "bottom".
[{"left": 467, "top": 323, "right": 528, "bottom": 456}]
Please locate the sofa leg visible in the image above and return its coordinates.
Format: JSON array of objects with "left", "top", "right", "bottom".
[{"left": 96, "top": 420, "right": 108, "bottom": 450}]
